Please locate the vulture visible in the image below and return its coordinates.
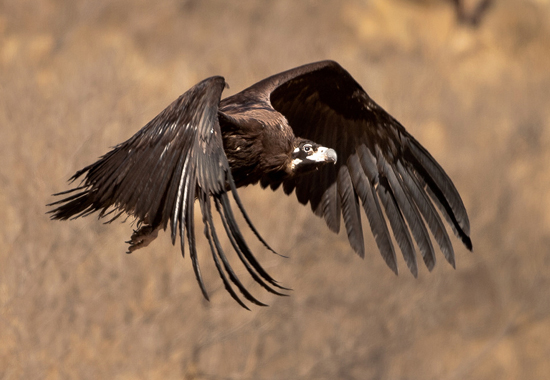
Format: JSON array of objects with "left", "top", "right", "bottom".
[{"left": 48, "top": 60, "right": 472, "bottom": 309}]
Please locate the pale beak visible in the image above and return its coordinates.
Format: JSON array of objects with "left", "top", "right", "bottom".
[{"left": 306, "top": 147, "right": 337, "bottom": 164}]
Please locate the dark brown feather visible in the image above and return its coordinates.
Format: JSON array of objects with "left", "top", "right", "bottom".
[
  {"left": 48, "top": 60, "right": 472, "bottom": 308},
  {"left": 232, "top": 60, "right": 471, "bottom": 275}
]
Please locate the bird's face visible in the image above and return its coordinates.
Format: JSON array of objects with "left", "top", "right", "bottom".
[{"left": 290, "top": 138, "right": 337, "bottom": 175}]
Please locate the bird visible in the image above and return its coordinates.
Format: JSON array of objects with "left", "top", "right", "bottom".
[{"left": 48, "top": 60, "right": 472, "bottom": 309}]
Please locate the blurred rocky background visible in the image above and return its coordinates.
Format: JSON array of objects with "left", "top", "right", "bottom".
[{"left": 1, "top": 0, "right": 549, "bottom": 378}]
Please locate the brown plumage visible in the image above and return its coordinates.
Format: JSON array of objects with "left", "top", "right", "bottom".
[{"left": 48, "top": 60, "right": 472, "bottom": 309}]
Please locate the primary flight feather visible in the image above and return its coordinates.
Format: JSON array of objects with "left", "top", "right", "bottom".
[{"left": 48, "top": 60, "right": 472, "bottom": 309}]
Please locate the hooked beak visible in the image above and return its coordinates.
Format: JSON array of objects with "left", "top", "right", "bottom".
[{"left": 306, "top": 147, "right": 337, "bottom": 164}]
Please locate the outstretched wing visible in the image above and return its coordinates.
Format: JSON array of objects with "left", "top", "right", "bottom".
[
  {"left": 245, "top": 60, "right": 472, "bottom": 276},
  {"left": 48, "top": 76, "right": 286, "bottom": 309}
]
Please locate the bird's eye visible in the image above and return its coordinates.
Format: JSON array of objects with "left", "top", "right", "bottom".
[{"left": 303, "top": 144, "right": 312, "bottom": 152}]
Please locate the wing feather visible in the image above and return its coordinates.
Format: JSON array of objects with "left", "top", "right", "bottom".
[
  {"left": 199, "top": 192, "right": 266, "bottom": 309},
  {"left": 236, "top": 60, "right": 471, "bottom": 274},
  {"left": 214, "top": 196, "right": 289, "bottom": 296},
  {"left": 48, "top": 76, "right": 285, "bottom": 308},
  {"left": 337, "top": 165, "right": 365, "bottom": 257},
  {"left": 395, "top": 160, "right": 456, "bottom": 268},
  {"left": 377, "top": 172, "right": 418, "bottom": 277},
  {"left": 408, "top": 142, "right": 470, "bottom": 236},
  {"left": 378, "top": 150, "right": 436, "bottom": 271},
  {"left": 317, "top": 180, "right": 341, "bottom": 233},
  {"left": 350, "top": 151, "right": 398, "bottom": 274}
]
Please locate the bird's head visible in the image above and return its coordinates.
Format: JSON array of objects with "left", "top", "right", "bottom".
[{"left": 290, "top": 138, "right": 337, "bottom": 175}]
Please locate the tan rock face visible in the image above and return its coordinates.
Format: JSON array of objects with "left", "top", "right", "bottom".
[{"left": 2, "top": 0, "right": 550, "bottom": 379}]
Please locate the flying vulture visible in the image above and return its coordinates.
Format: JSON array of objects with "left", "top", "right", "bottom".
[{"left": 48, "top": 60, "right": 472, "bottom": 309}]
